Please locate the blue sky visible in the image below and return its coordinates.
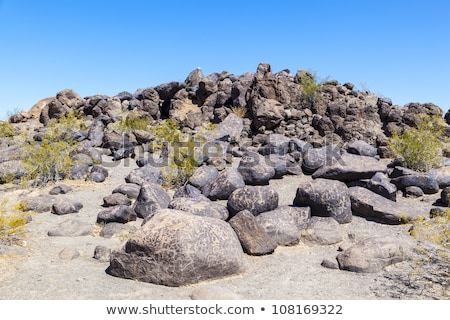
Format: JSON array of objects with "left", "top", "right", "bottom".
[{"left": 0, "top": 0, "right": 449, "bottom": 120}]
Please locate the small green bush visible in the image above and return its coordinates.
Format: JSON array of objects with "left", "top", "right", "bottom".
[
  {"left": 151, "top": 119, "right": 210, "bottom": 187},
  {"left": 113, "top": 113, "right": 151, "bottom": 132},
  {"left": 388, "top": 115, "right": 445, "bottom": 171},
  {"left": 299, "top": 71, "right": 321, "bottom": 101},
  {"left": 0, "top": 121, "right": 16, "bottom": 138}
]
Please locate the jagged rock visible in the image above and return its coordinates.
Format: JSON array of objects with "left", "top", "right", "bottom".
[
  {"left": 49, "top": 185, "right": 72, "bottom": 195},
  {"left": 189, "top": 166, "right": 219, "bottom": 189},
  {"left": 154, "top": 81, "right": 184, "bottom": 101},
  {"left": 388, "top": 166, "right": 417, "bottom": 178},
  {"left": 336, "top": 236, "right": 408, "bottom": 273},
  {"left": 347, "top": 140, "right": 378, "bottom": 157},
  {"left": 87, "top": 119, "right": 105, "bottom": 147},
  {"left": 301, "top": 216, "right": 344, "bottom": 246},
  {"left": 112, "top": 183, "right": 141, "bottom": 199},
  {"left": 229, "top": 210, "right": 277, "bottom": 255},
  {"left": 366, "top": 172, "right": 397, "bottom": 201},
  {"left": 51, "top": 200, "right": 83, "bottom": 215},
  {"left": 168, "top": 197, "right": 229, "bottom": 220},
  {"left": 202, "top": 167, "right": 245, "bottom": 200},
  {"left": 108, "top": 209, "right": 246, "bottom": 286},
  {"left": 214, "top": 113, "right": 244, "bottom": 141},
  {"left": 293, "top": 179, "right": 352, "bottom": 224},
  {"left": 97, "top": 205, "right": 136, "bottom": 224},
  {"left": 227, "top": 186, "right": 279, "bottom": 217},
  {"left": 440, "top": 186, "right": 450, "bottom": 205},
  {"left": 349, "top": 186, "right": 425, "bottom": 223},
  {"left": 302, "top": 144, "right": 341, "bottom": 174},
  {"left": 125, "top": 164, "right": 163, "bottom": 186},
  {"left": 47, "top": 219, "right": 93, "bottom": 237},
  {"left": 99, "top": 222, "right": 137, "bottom": 239},
  {"left": 257, "top": 134, "right": 291, "bottom": 156},
  {"left": 250, "top": 97, "right": 285, "bottom": 130},
  {"left": 237, "top": 151, "right": 275, "bottom": 185},
  {"left": 255, "top": 206, "right": 311, "bottom": 246},
  {"left": 133, "top": 182, "right": 171, "bottom": 219},
  {"left": 172, "top": 184, "right": 208, "bottom": 201},
  {"left": 391, "top": 174, "right": 439, "bottom": 194},
  {"left": 312, "top": 153, "right": 387, "bottom": 182},
  {"left": 102, "top": 193, "right": 132, "bottom": 207}
]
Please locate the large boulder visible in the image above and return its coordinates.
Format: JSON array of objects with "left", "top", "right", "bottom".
[
  {"left": 214, "top": 113, "right": 244, "bottom": 141},
  {"left": 133, "top": 182, "right": 171, "bottom": 219},
  {"left": 347, "top": 140, "right": 378, "bottom": 157},
  {"left": 366, "top": 172, "right": 397, "bottom": 201},
  {"left": 237, "top": 151, "right": 275, "bottom": 185},
  {"left": 391, "top": 174, "right": 439, "bottom": 194},
  {"left": 229, "top": 210, "right": 277, "bottom": 256},
  {"left": 293, "top": 179, "right": 352, "bottom": 224},
  {"left": 311, "top": 153, "right": 388, "bottom": 182},
  {"left": 202, "top": 168, "right": 245, "bottom": 200},
  {"left": 349, "top": 186, "right": 426, "bottom": 224},
  {"left": 97, "top": 205, "right": 136, "bottom": 224},
  {"left": 255, "top": 206, "right": 311, "bottom": 246},
  {"left": 227, "top": 185, "right": 279, "bottom": 217},
  {"left": 189, "top": 166, "right": 219, "bottom": 189},
  {"left": 108, "top": 209, "right": 247, "bottom": 286},
  {"left": 302, "top": 144, "right": 341, "bottom": 174},
  {"left": 336, "top": 236, "right": 408, "bottom": 273}
]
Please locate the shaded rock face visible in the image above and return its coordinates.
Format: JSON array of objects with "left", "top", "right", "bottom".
[
  {"left": 255, "top": 206, "right": 311, "bottom": 246},
  {"left": 108, "top": 209, "right": 246, "bottom": 286},
  {"left": 229, "top": 210, "right": 277, "bottom": 256},
  {"left": 133, "top": 182, "right": 171, "bottom": 219},
  {"left": 349, "top": 186, "right": 426, "bottom": 224},
  {"left": 293, "top": 179, "right": 352, "bottom": 224},
  {"left": 227, "top": 186, "right": 279, "bottom": 217},
  {"left": 366, "top": 172, "right": 397, "bottom": 201},
  {"left": 97, "top": 205, "right": 136, "bottom": 224},
  {"left": 391, "top": 174, "right": 439, "bottom": 194},
  {"left": 336, "top": 236, "right": 408, "bottom": 273}
]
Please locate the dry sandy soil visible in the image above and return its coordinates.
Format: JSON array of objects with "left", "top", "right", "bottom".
[{"left": 0, "top": 156, "right": 448, "bottom": 300}]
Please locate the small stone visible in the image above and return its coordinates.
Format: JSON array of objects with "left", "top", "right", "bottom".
[
  {"left": 49, "top": 185, "right": 72, "bottom": 195},
  {"left": 59, "top": 248, "right": 80, "bottom": 260}
]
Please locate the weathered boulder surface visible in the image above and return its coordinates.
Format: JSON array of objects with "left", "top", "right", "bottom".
[
  {"left": 227, "top": 186, "right": 279, "bottom": 217},
  {"left": 366, "top": 172, "right": 397, "bottom": 201},
  {"left": 391, "top": 174, "right": 439, "bottom": 194},
  {"left": 255, "top": 206, "right": 311, "bottom": 246},
  {"left": 347, "top": 140, "right": 378, "bottom": 157},
  {"left": 168, "top": 197, "right": 229, "bottom": 220},
  {"left": 349, "top": 186, "right": 426, "bottom": 224},
  {"left": 336, "top": 236, "right": 408, "bottom": 273},
  {"left": 133, "top": 182, "right": 171, "bottom": 219},
  {"left": 293, "top": 179, "right": 352, "bottom": 224},
  {"left": 202, "top": 168, "right": 245, "bottom": 200},
  {"left": 312, "top": 153, "right": 387, "bottom": 182},
  {"left": 237, "top": 151, "right": 275, "bottom": 185},
  {"left": 97, "top": 205, "right": 136, "bottom": 224},
  {"left": 189, "top": 166, "right": 219, "bottom": 189},
  {"left": 229, "top": 210, "right": 277, "bottom": 255},
  {"left": 301, "top": 216, "right": 344, "bottom": 246},
  {"left": 108, "top": 209, "right": 247, "bottom": 286},
  {"left": 51, "top": 200, "right": 83, "bottom": 215}
]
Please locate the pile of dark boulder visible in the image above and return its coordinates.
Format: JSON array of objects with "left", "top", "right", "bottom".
[{"left": 1, "top": 63, "right": 450, "bottom": 287}]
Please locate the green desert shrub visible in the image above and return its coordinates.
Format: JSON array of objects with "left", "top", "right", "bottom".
[
  {"left": 151, "top": 119, "right": 210, "bottom": 187},
  {"left": 113, "top": 113, "right": 151, "bottom": 132},
  {"left": 299, "top": 71, "right": 322, "bottom": 102},
  {"left": 0, "top": 121, "right": 16, "bottom": 138},
  {"left": 388, "top": 115, "right": 446, "bottom": 171}
]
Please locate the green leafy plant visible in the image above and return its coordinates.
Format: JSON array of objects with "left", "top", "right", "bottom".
[
  {"left": 113, "top": 113, "right": 151, "bottom": 132},
  {"left": 299, "top": 71, "right": 321, "bottom": 101},
  {"left": 388, "top": 115, "right": 445, "bottom": 171},
  {"left": 0, "top": 121, "right": 16, "bottom": 138}
]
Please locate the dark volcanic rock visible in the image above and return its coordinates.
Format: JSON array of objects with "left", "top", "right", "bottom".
[
  {"left": 258, "top": 134, "right": 291, "bottom": 156},
  {"left": 302, "top": 144, "right": 341, "bottom": 174},
  {"left": 133, "top": 182, "right": 171, "bottom": 219},
  {"left": 168, "top": 197, "right": 229, "bottom": 220},
  {"left": 312, "top": 153, "right": 387, "bottom": 182},
  {"left": 229, "top": 210, "right": 277, "bottom": 255},
  {"left": 347, "top": 140, "right": 378, "bottom": 157},
  {"left": 293, "top": 179, "right": 352, "bottom": 224},
  {"left": 255, "top": 206, "right": 311, "bottom": 246},
  {"left": 214, "top": 113, "right": 244, "bottom": 141},
  {"left": 97, "top": 205, "right": 136, "bottom": 224},
  {"left": 237, "top": 151, "right": 275, "bottom": 185},
  {"left": 108, "top": 209, "right": 246, "bottom": 286},
  {"left": 103, "top": 193, "right": 132, "bottom": 207},
  {"left": 202, "top": 168, "right": 245, "bottom": 200},
  {"left": 125, "top": 164, "right": 164, "bottom": 186},
  {"left": 391, "top": 174, "right": 439, "bottom": 194},
  {"left": 227, "top": 186, "right": 279, "bottom": 217},
  {"left": 336, "top": 236, "right": 408, "bottom": 273},
  {"left": 51, "top": 200, "right": 83, "bottom": 215},
  {"left": 112, "top": 183, "right": 141, "bottom": 199},
  {"left": 49, "top": 185, "right": 72, "bottom": 195},
  {"left": 366, "top": 172, "right": 397, "bottom": 201},
  {"left": 189, "top": 166, "right": 219, "bottom": 189},
  {"left": 349, "top": 186, "right": 426, "bottom": 224}
]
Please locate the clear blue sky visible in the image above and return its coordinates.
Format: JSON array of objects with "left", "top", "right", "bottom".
[{"left": 1, "top": 0, "right": 449, "bottom": 120}]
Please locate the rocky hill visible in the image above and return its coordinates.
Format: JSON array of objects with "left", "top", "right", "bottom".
[{"left": 0, "top": 63, "right": 448, "bottom": 299}]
